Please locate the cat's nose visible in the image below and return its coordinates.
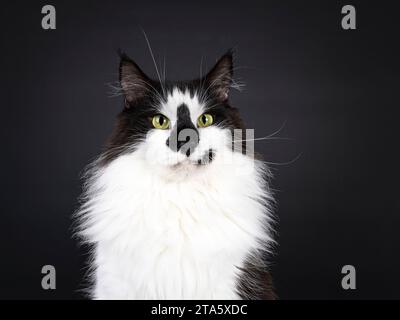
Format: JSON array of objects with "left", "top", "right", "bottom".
[
  {"left": 166, "top": 127, "right": 199, "bottom": 157},
  {"left": 166, "top": 103, "right": 199, "bottom": 157}
]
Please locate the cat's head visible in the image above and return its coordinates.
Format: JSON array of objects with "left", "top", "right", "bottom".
[{"left": 102, "top": 50, "right": 247, "bottom": 177}]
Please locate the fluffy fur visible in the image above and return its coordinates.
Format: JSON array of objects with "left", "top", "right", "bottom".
[{"left": 75, "top": 50, "right": 276, "bottom": 299}]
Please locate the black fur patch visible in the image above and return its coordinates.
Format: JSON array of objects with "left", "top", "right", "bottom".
[
  {"left": 236, "top": 254, "right": 277, "bottom": 300},
  {"left": 166, "top": 103, "right": 199, "bottom": 156}
]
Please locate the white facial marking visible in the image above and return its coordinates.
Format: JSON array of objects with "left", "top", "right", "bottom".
[{"left": 160, "top": 87, "right": 204, "bottom": 126}]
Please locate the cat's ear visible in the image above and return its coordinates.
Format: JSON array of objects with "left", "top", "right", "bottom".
[
  {"left": 205, "top": 50, "right": 234, "bottom": 101},
  {"left": 119, "top": 51, "right": 150, "bottom": 107}
]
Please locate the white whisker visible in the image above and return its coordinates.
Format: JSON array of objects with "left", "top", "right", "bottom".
[
  {"left": 264, "top": 153, "right": 302, "bottom": 166},
  {"left": 140, "top": 28, "right": 166, "bottom": 97},
  {"left": 232, "top": 136, "right": 292, "bottom": 142}
]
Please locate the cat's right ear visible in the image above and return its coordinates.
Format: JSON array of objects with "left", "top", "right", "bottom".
[{"left": 119, "top": 51, "right": 150, "bottom": 108}]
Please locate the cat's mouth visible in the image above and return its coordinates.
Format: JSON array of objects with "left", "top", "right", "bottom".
[
  {"left": 196, "top": 149, "right": 215, "bottom": 166},
  {"left": 172, "top": 149, "right": 215, "bottom": 169}
]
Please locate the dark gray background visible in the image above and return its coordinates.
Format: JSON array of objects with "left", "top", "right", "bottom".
[{"left": 1, "top": 0, "right": 399, "bottom": 299}]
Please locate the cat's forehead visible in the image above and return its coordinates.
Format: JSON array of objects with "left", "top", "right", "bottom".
[{"left": 159, "top": 87, "right": 204, "bottom": 121}]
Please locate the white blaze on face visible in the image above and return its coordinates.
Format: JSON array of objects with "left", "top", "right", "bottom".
[{"left": 159, "top": 87, "right": 204, "bottom": 126}]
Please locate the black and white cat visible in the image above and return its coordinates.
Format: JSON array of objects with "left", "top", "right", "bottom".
[{"left": 76, "top": 50, "right": 276, "bottom": 299}]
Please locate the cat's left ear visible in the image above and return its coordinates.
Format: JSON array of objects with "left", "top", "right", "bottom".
[
  {"left": 205, "top": 50, "right": 234, "bottom": 102},
  {"left": 119, "top": 50, "right": 151, "bottom": 108}
]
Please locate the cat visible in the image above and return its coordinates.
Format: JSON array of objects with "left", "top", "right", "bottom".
[{"left": 75, "top": 49, "right": 276, "bottom": 299}]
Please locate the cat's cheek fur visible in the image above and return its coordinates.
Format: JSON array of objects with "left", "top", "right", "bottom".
[{"left": 77, "top": 147, "right": 273, "bottom": 299}]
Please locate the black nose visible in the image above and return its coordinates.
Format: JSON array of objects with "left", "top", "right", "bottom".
[
  {"left": 166, "top": 104, "right": 199, "bottom": 157},
  {"left": 177, "top": 135, "right": 190, "bottom": 152},
  {"left": 166, "top": 127, "right": 199, "bottom": 157}
]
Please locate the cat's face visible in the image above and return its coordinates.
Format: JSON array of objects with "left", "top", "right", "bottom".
[{"left": 102, "top": 51, "right": 245, "bottom": 177}]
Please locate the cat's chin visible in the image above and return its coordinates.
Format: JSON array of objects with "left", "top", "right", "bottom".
[
  {"left": 173, "top": 148, "right": 215, "bottom": 168},
  {"left": 155, "top": 149, "right": 215, "bottom": 181},
  {"left": 171, "top": 160, "right": 198, "bottom": 171}
]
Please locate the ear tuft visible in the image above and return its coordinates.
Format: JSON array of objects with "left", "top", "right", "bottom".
[
  {"left": 118, "top": 50, "right": 149, "bottom": 107},
  {"left": 205, "top": 49, "right": 235, "bottom": 101}
]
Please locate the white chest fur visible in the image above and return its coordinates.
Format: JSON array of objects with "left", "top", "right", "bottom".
[{"left": 77, "top": 149, "right": 273, "bottom": 299}]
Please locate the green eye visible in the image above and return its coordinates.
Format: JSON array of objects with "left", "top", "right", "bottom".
[
  {"left": 197, "top": 113, "right": 213, "bottom": 128},
  {"left": 152, "top": 114, "right": 170, "bottom": 129}
]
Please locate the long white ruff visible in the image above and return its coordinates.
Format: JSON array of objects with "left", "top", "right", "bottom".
[{"left": 75, "top": 90, "right": 274, "bottom": 300}]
